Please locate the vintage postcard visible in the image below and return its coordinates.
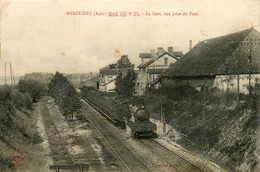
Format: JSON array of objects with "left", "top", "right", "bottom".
[{"left": 0, "top": 0, "right": 259, "bottom": 172}]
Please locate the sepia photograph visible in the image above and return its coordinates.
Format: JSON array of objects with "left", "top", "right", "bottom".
[{"left": 0, "top": 0, "right": 259, "bottom": 171}]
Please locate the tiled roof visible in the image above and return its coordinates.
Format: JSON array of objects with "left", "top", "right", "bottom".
[
  {"left": 164, "top": 28, "right": 260, "bottom": 77},
  {"left": 138, "top": 52, "right": 180, "bottom": 68},
  {"left": 139, "top": 53, "right": 154, "bottom": 58},
  {"left": 89, "top": 75, "right": 99, "bottom": 82}
]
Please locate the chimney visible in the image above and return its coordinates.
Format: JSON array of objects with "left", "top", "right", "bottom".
[
  {"left": 150, "top": 49, "right": 156, "bottom": 58},
  {"left": 168, "top": 47, "right": 173, "bottom": 54},
  {"left": 189, "top": 40, "right": 192, "bottom": 51},
  {"left": 158, "top": 47, "right": 164, "bottom": 55},
  {"left": 139, "top": 53, "right": 144, "bottom": 63}
]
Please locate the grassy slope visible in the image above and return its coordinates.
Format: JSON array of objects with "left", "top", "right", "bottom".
[
  {"left": 80, "top": 86, "right": 259, "bottom": 171},
  {"left": 0, "top": 88, "right": 46, "bottom": 172},
  {"left": 0, "top": 108, "right": 47, "bottom": 172},
  {"left": 143, "top": 87, "right": 259, "bottom": 172}
]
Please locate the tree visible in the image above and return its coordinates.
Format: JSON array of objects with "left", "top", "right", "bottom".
[
  {"left": 115, "top": 69, "right": 136, "bottom": 97},
  {"left": 48, "top": 72, "right": 82, "bottom": 118},
  {"left": 117, "top": 55, "right": 135, "bottom": 69},
  {"left": 108, "top": 63, "right": 117, "bottom": 69},
  {"left": 115, "top": 72, "right": 124, "bottom": 94},
  {"left": 124, "top": 69, "right": 137, "bottom": 96},
  {"left": 114, "top": 55, "right": 136, "bottom": 97},
  {"left": 107, "top": 55, "right": 135, "bottom": 70}
]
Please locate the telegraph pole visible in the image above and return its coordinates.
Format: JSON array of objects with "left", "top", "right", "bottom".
[
  {"left": 10, "top": 63, "right": 16, "bottom": 85},
  {"left": 248, "top": 39, "right": 253, "bottom": 94},
  {"left": 235, "top": 45, "right": 241, "bottom": 101},
  {"left": 4, "top": 62, "right": 16, "bottom": 86},
  {"left": 5, "top": 62, "right": 7, "bottom": 85},
  {"left": 10, "top": 63, "right": 13, "bottom": 86}
]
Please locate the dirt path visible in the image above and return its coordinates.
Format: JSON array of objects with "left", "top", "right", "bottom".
[
  {"left": 38, "top": 96, "right": 123, "bottom": 171},
  {"left": 39, "top": 98, "right": 73, "bottom": 165}
]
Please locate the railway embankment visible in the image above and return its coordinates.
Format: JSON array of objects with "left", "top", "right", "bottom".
[
  {"left": 81, "top": 86, "right": 259, "bottom": 172},
  {"left": 81, "top": 96, "right": 212, "bottom": 172},
  {"left": 80, "top": 87, "right": 225, "bottom": 171},
  {"left": 143, "top": 86, "right": 259, "bottom": 172},
  {"left": 0, "top": 87, "right": 47, "bottom": 172}
]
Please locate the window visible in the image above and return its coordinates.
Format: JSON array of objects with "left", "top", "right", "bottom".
[
  {"left": 164, "top": 57, "right": 168, "bottom": 65},
  {"left": 107, "top": 76, "right": 113, "bottom": 81}
]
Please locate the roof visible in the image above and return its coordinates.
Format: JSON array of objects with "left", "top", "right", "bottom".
[
  {"left": 138, "top": 52, "right": 180, "bottom": 68},
  {"left": 100, "top": 69, "right": 118, "bottom": 76},
  {"left": 139, "top": 53, "right": 154, "bottom": 58},
  {"left": 89, "top": 75, "right": 99, "bottom": 82},
  {"left": 139, "top": 51, "right": 183, "bottom": 59},
  {"left": 148, "top": 68, "right": 169, "bottom": 74},
  {"left": 171, "top": 51, "right": 183, "bottom": 57},
  {"left": 164, "top": 28, "right": 260, "bottom": 77},
  {"left": 99, "top": 78, "right": 116, "bottom": 86}
]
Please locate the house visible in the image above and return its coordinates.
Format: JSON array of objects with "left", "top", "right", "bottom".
[
  {"left": 136, "top": 47, "right": 183, "bottom": 95},
  {"left": 99, "top": 69, "right": 118, "bottom": 92},
  {"left": 84, "top": 75, "right": 99, "bottom": 89},
  {"left": 160, "top": 28, "right": 260, "bottom": 94}
]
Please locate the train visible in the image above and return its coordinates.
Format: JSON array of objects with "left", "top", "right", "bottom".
[
  {"left": 80, "top": 87, "right": 158, "bottom": 139},
  {"left": 128, "top": 105, "right": 158, "bottom": 139}
]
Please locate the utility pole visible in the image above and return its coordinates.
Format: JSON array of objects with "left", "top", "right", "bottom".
[
  {"left": 235, "top": 45, "right": 241, "bottom": 102},
  {"left": 4, "top": 62, "right": 16, "bottom": 86},
  {"left": 246, "top": 37, "right": 260, "bottom": 95},
  {"left": 10, "top": 63, "right": 13, "bottom": 86},
  {"left": 160, "top": 105, "right": 163, "bottom": 122},
  {"left": 163, "top": 104, "right": 166, "bottom": 133},
  {"left": 248, "top": 39, "right": 253, "bottom": 95},
  {"left": 160, "top": 95, "right": 166, "bottom": 133},
  {"left": 11, "top": 63, "right": 16, "bottom": 85},
  {"left": 5, "top": 62, "right": 7, "bottom": 85}
]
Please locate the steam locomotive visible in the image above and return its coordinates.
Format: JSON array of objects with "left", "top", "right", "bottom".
[{"left": 128, "top": 106, "right": 158, "bottom": 139}]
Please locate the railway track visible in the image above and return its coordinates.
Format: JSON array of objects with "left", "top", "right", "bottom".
[
  {"left": 139, "top": 139, "right": 205, "bottom": 172},
  {"left": 152, "top": 140, "right": 205, "bottom": 172},
  {"left": 81, "top": 98, "right": 153, "bottom": 172},
  {"left": 81, "top": 95, "right": 205, "bottom": 172},
  {"left": 81, "top": 96, "right": 125, "bottom": 128}
]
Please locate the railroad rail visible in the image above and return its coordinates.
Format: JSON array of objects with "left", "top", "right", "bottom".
[
  {"left": 140, "top": 139, "right": 205, "bottom": 172},
  {"left": 152, "top": 140, "right": 205, "bottom": 172},
  {"left": 81, "top": 95, "right": 206, "bottom": 172},
  {"left": 81, "top": 96, "right": 125, "bottom": 128},
  {"left": 81, "top": 98, "right": 153, "bottom": 172}
]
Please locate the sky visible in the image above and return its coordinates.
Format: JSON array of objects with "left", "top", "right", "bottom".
[{"left": 0, "top": 0, "right": 260, "bottom": 76}]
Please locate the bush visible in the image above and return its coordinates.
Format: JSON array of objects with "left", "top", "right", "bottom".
[
  {"left": 18, "top": 79, "right": 45, "bottom": 102},
  {"left": 32, "top": 132, "right": 43, "bottom": 144},
  {"left": 0, "top": 88, "right": 15, "bottom": 135},
  {"left": 11, "top": 91, "right": 32, "bottom": 110}
]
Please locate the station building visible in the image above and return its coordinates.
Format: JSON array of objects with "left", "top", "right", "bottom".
[{"left": 159, "top": 28, "right": 260, "bottom": 94}]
